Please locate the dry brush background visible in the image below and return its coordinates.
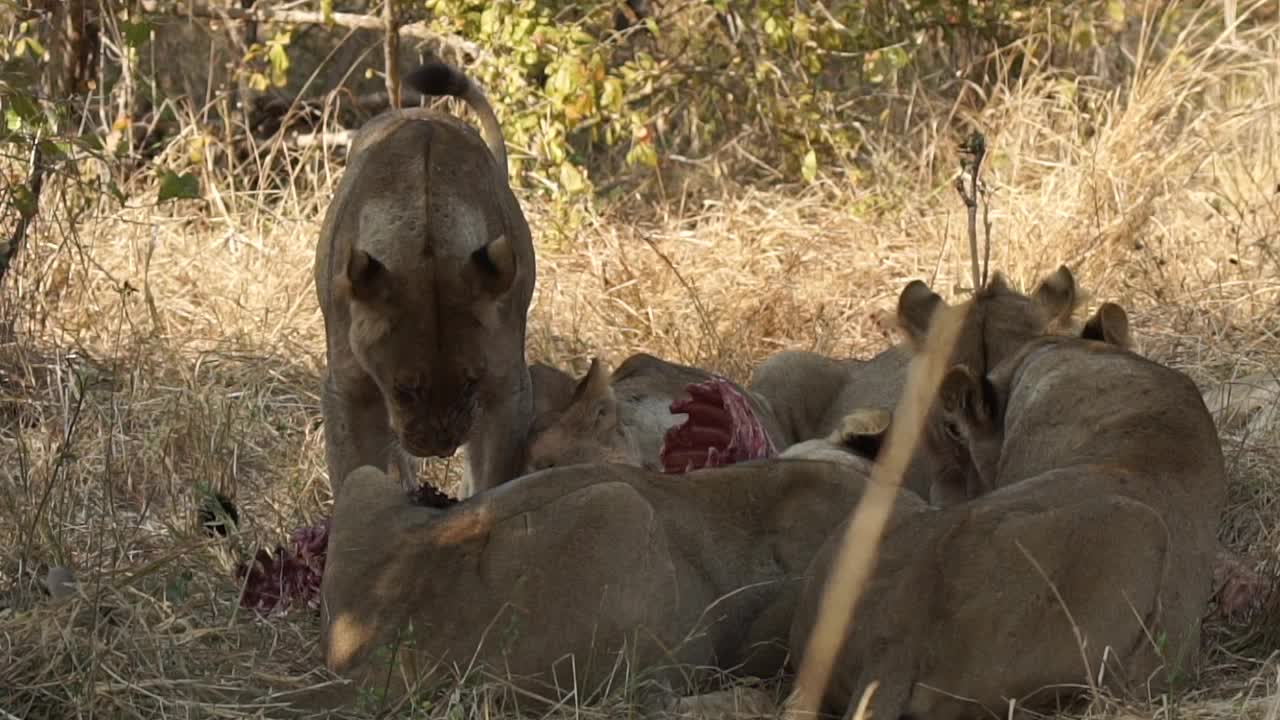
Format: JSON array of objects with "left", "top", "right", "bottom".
[{"left": 2, "top": 1, "right": 1280, "bottom": 718}]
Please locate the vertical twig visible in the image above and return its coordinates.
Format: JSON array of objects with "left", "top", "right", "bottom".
[
  {"left": 383, "top": 0, "right": 401, "bottom": 109},
  {"left": 953, "top": 131, "right": 988, "bottom": 290},
  {"left": 788, "top": 136, "right": 994, "bottom": 718},
  {"left": 980, "top": 185, "right": 992, "bottom": 288},
  {"left": 0, "top": 142, "right": 46, "bottom": 289}
]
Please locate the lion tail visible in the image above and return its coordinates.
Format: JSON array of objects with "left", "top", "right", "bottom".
[{"left": 405, "top": 62, "right": 509, "bottom": 183}]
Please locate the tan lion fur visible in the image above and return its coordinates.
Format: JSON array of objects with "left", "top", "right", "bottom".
[
  {"left": 319, "top": 430, "right": 897, "bottom": 705},
  {"left": 523, "top": 353, "right": 788, "bottom": 473},
  {"left": 750, "top": 267, "right": 1080, "bottom": 504},
  {"left": 314, "top": 63, "right": 536, "bottom": 499},
  {"left": 790, "top": 303, "right": 1227, "bottom": 720}
]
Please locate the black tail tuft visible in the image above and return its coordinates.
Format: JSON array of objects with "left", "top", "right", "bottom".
[{"left": 405, "top": 62, "right": 471, "bottom": 99}]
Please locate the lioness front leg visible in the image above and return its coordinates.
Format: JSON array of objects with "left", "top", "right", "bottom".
[{"left": 322, "top": 371, "right": 415, "bottom": 497}]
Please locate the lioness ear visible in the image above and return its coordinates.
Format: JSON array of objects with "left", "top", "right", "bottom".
[
  {"left": 343, "top": 248, "right": 388, "bottom": 303},
  {"left": 570, "top": 358, "right": 614, "bottom": 403},
  {"left": 1032, "top": 265, "right": 1077, "bottom": 326},
  {"left": 529, "top": 362, "right": 577, "bottom": 418},
  {"left": 897, "top": 280, "right": 945, "bottom": 347},
  {"left": 1082, "top": 302, "right": 1131, "bottom": 348},
  {"left": 470, "top": 233, "right": 517, "bottom": 296},
  {"left": 570, "top": 358, "right": 618, "bottom": 430},
  {"left": 938, "top": 366, "right": 991, "bottom": 426},
  {"left": 833, "top": 407, "right": 892, "bottom": 460}
]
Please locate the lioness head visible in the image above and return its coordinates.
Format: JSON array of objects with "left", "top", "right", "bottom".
[
  {"left": 523, "top": 358, "right": 632, "bottom": 471},
  {"left": 931, "top": 302, "right": 1133, "bottom": 497},
  {"left": 338, "top": 233, "right": 521, "bottom": 457},
  {"left": 895, "top": 266, "right": 1080, "bottom": 500},
  {"left": 332, "top": 63, "right": 533, "bottom": 461},
  {"left": 896, "top": 266, "right": 1080, "bottom": 368}
]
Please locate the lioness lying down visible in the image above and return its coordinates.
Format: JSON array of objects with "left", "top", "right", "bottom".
[
  {"left": 791, "top": 303, "right": 1227, "bottom": 719},
  {"left": 522, "top": 353, "right": 787, "bottom": 474},
  {"left": 524, "top": 268, "right": 1080, "bottom": 490},
  {"left": 315, "top": 62, "right": 536, "bottom": 500},
  {"left": 319, "top": 427, "right": 895, "bottom": 705},
  {"left": 751, "top": 267, "right": 1080, "bottom": 504}
]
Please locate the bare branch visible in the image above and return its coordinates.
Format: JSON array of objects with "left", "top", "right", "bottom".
[
  {"left": 954, "top": 132, "right": 988, "bottom": 290},
  {"left": 289, "top": 130, "right": 354, "bottom": 149},
  {"left": 981, "top": 185, "right": 992, "bottom": 288},
  {"left": 138, "top": 1, "right": 486, "bottom": 62},
  {"left": 383, "top": 0, "right": 401, "bottom": 110}
]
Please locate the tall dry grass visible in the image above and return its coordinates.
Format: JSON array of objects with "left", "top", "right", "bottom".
[{"left": 1, "top": 3, "right": 1279, "bottom": 718}]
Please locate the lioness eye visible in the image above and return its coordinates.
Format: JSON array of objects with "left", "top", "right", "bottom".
[
  {"left": 943, "top": 420, "right": 962, "bottom": 441},
  {"left": 393, "top": 385, "right": 415, "bottom": 405}
]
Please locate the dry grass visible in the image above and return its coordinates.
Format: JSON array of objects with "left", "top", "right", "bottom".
[{"left": 3, "top": 5, "right": 1280, "bottom": 718}]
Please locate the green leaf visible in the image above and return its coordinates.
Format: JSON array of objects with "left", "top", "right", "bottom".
[
  {"left": 7, "top": 90, "right": 42, "bottom": 125},
  {"left": 12, "top": 185, "right": 38, "bottom": 220},
  {"left": 600, "top": 77, "right": 624, "bottom": 114},
  {"left": 480, "top": 5, "right": 499, "bottom": 35},
  {"left": 1106, "top": 0, "right": 1125, "bottom": 24},
  {"left": 157, "top": 171, "right": 200, "bottom": 202},
  {"left": 557, "top": 162, "right": 587, "bottom": 194},
  {"left": 19, "top": 36, "right": 46, "bottom": 58},
  {"left": 801, "top": 148, "right": 817, "bottom": 183},
  {"left": 267, "top": 32, "right": 291, "bottom": 87},
  {"left": 626, "top": 142, "right": 658, "bottom": 169},
  {"left": 106, "top": 180, "right": 127, "bottom": 205},
  {"left": 321, "top": 0, "right": 334, "bottom": 24},
  {"left": 122, "top": 20, "right": 152, "bottom": 48},
  {"left": 792, "top": 14, "right": 811, "bottom": 44}
]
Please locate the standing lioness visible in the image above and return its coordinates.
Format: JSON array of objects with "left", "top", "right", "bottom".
[{"left": 315, "top": 63, "right": 536, "bottom": 498}]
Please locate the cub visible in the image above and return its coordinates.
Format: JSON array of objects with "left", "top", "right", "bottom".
[{"left": 522, "top": 353, "right": 788, "bottom": 473}]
